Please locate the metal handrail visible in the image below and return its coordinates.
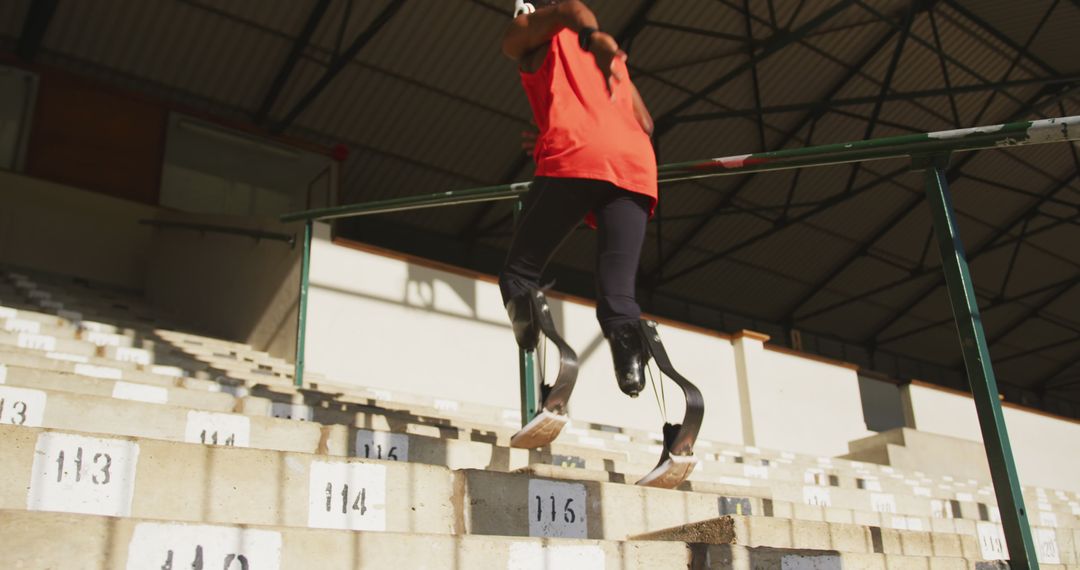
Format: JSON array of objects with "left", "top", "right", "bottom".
[
  {"left": 280, "top": 114, "right": 1080, "bottom": 569},
  {"left": 140, "top": 219, "right": 295, "bottom": 247},
  {"left": 281, "top": 115, "right": 1078, "bottom": 223}
]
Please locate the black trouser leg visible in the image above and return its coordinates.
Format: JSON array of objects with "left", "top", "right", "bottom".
[
  {"left": 499, "top": 176, "right": 651, "bottom": 335},
  {"left": 499, "top": 177, "right": 606, "bottom": 303},
  {"left": 593, "top": 191, "right": 651, "bottom": 336}
]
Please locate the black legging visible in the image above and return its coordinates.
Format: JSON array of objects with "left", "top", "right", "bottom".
[{"left": 499, "top": 176, "right": 652, "bottom": 336}]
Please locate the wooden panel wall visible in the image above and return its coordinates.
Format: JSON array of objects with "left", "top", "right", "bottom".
[{"left": 25, "top": 71, "right": 166, "bottom": 205}]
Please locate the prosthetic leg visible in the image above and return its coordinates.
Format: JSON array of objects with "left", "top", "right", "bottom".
[
  {"left": 634, "top": 320, "right": 705, "bottom": 489},
  {"left": 509, "top": 289, "right": 579, "bottom": 449}
]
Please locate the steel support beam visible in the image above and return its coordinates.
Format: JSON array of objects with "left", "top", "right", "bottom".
[
  {"left": 255, "top": 0, "right": 333, "bottom": 125},
  {"left": 273, "top": 0, "right": 408, "bottom": 133},
  {"left": 646, "top": 22, "right": 902, "bottom": 283},
  {"left": 653, "top": 0, "right": 858, "bottom": 137},
  {"left": 994, "top": 335, "right": 1080, "bottom": 365},
  {"left": 928, "top": 10, "right": 962, "bottom": 127},
  {"left": 858, "top": 86, "right": 1080, "bottom": 340},
  {"left": 1034, "top": 352, "right": 1080, "bottom": 393},
  {"left": 777, "top": 7, "right": 915, "bottom": 320},
  {"left": 676, "top": 75, "right": 1080, "bottom": 125},
  {"left": 943, "top": 0, "right": 1063, "bottom": 77},
  {"left": 876, "top": 275, "right": 1080, "bottom": 346},
  {"left": 16, "top": 0, "right": 60, "bottom": 62}
]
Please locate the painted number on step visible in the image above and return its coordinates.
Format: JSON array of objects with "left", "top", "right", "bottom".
[
  {"left": 126, "top": 522, "right": 281, "bottom": 570},
  {"left": 1037, "top": 528, "right": 1061, "bottom": 564},
  {"left": 0, "top": 386, "right": 46, "bottom": 427},
  {"left": 185, "top": 411, "right": 251, "bottom": 448},
  {"left": 802, "top": 486, "right": 831, "bottom": 507},
  {"left": 528, "top": 479, "right": 587, "bottom": 538},
  {"left": 307, "top": 461, "right": 387, "bottom": 531},
  {"left": 870, "top": 493, "right": 896, "bottom": 514},
  {"left": 27, "top": 432, "right": 139, "bottom": 517},
  {"left": 354, "top": 430, "right": 409, "bottom": 462},
  {"left": 976, "top": 522, "right": 1008, "bottom": 560}
]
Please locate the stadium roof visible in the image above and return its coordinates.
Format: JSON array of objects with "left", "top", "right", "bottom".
[{"left": 3, "top": 0, "right": 1078, "bottom": 416}]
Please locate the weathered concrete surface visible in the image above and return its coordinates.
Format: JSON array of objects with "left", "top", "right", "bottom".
[{"left": 0, "top": 509, "right": 691, "bottom": 569}]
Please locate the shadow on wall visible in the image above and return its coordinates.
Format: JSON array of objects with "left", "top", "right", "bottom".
[
  {"left": 406, "top": 264, "right": 478, "bottom": 318},
  {"left": 857, "top": 375, "right": 907, "bottom": 433}
]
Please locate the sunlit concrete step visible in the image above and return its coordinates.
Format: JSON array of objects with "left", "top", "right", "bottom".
[
  {"left": 0, "top": 426, "right": 455, "bottom": 534},
  {"left": 460, "top": 468, "right": 774, "bottom": 541},
  {"left": 689, "top": 543, "right": 1076, "bottom": 570},
  {"left": 0, "top": 364, "right": 235, "bottom": 411},
  {"left": 0, "top": 385, "right": 320, "bottom": 453},
  {"left": 634, "top": 515, "right": 985, "bottom": 559},
  {"left": 0, "top": 381, "right": 634, "bottom": 474},
  {"left": 0, "top": 346, "right": 219, "bottom": 385},
  {"left": 644, "top": 517, "right": 1077, "bottom": 567},
  {"left": 0, "top": 426, "right": 873, "bottom": 543},
  {"left": 239, "top": 391, "right": 634, "bottom": 468},
  {"left": 1, "top": 509, "right": 689, "bottom": 570},
  {"left": 0, "top": 344, "right": 207, "bottom": 381}
]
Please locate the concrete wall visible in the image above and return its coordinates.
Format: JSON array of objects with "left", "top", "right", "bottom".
[
  {"left": 732, "top": 332, "right": 875, "bottom": 457},
  {"left": 904, "top": 382, "right": 1080, "bottom": 492},
  {"left": 0, "top": 170, "right": 304, "bottom": 359},
  {"left": 0, "top": 170, "right": 157, "bottom": 289},
  {"left": 143, "top": 211, "right": 305, "bottom": 359}
]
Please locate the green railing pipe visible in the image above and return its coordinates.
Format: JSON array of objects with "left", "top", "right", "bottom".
[
  {"left": 139, "top": 219, "right": 295, "bottom": 247},
  {"left": 281, "top": 116, "right": 1077, "bottom": 224},
  {"left": 919, "top": 154, "right": 1039, "bottom": 567}
]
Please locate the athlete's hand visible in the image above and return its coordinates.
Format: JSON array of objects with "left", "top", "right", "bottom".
[
  {"left": 521, "top": 121, "right": 538, "bottom": 160},
  {"left": 588, "top": 32, "right": 626, "bottom": 100}
]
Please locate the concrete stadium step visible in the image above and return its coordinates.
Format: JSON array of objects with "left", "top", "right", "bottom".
[
  {"left": 644, "top": 518, "right": 1078, "bottom": 567},
  {"left": 690, "top": 544, "right": 1076, "bottom": 570},
  {"left": 0, "top": 380, "right": 632, "bottom": 474},
  {"left": 0, "top": 363, "right": 236, "bottom": 411},
  {"left": 0, "top": 425, "right": 971, "bottom": 546},
  {"left": 0, "top": 384, "right": 321, "bottom": 453},
  {"left": 1, "top": 510, "right": 689, "bottom": 570},
  {"left": 0, "top": 425, "right": 457, "bottom": 533},
  {"left": 0, "top": 341, "right": 245, "bottom": 387},
  {"left": 0, "top": 345, "right": 215, "bottom": 384}
]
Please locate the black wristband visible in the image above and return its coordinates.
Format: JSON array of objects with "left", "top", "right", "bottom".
[{"left": 578, "top": 27, "right": 598, "bottom": 51}]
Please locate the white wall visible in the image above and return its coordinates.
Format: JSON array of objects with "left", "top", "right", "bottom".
[
  {"left": 738, "top": 334, "right": 875, "bottom": 457},
  {"left": 305, "top": 223, "right": 745, "bottom": 443},
  {"left": 905, "top": 382, "right": 1080, "bottom": 492}
]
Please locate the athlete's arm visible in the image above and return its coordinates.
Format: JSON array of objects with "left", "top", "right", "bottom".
[
  {"left": 501, "top": 0, "right": 598, "bottom": 62},
  {"left": 502, "top": 0, "right": 625, "bottom": 92}
]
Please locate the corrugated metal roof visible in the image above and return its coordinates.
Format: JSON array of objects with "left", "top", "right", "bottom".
[{"left": 5, "top": 0, "right": 1079, "bottom": 410}]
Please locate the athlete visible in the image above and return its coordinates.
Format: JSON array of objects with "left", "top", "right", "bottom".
[{"left": 498, "top": 0, "right": 657, "bottom": 399}]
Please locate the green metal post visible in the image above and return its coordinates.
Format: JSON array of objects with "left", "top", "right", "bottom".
[
  {"left": 294, "top": 221, "right": 313, "bottom": 388},
  {"left": 513, "top": 199, "right": 539, "bottom": 426},
  {"left": 921, "top": 156, "right": 1039, "bottom": 569}
]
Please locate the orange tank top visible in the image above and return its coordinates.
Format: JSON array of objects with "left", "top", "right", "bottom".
[{"left": 521, "top": 28, "right": 657, "bottom": 218}]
